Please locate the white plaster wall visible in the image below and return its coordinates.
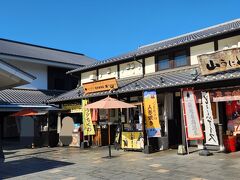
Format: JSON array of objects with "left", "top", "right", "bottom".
[
  {"left": 145, "top": 56, "right": 155, "bottom": 74},
  {"left": 119, "top": 60, "right": 143, "bottom": 78},
  {"left": 81, "top": 70, "right": 97, "bottom": 85},
  {"left": 190, "top": 42, "right": 214, "bottom": 65},
  {"left": 20, "top": 116, "right": 34, "bottom": 137},
  {"left": 98, "top": 65, "right": 118, "bottom": 80},
  {"left": 218, "top": 35, "right": 240, "bottom": 50},
  {"left": 7, "top": 60, "right": 48, "bottom": 89}
]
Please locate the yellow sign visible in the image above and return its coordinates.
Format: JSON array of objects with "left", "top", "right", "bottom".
[
  {"left": 143, "top": 91, "right": 161, "bottom": 137},
  {"left": 83, "top": 78, "right": 118, "bottom": 94},
  {"left": 63, "top": 104, "right": 82, "bottom": 113},
  {"left": 82, "top": 99, "right": 95, "bottom": 136},
  {"left": 121, "top": 132, "right": 144, "bottom": 149},
  {"left": 198, "top": 47, "right": 240, "bottom": 75}
]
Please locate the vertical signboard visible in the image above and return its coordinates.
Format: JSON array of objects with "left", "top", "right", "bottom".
[
  {"left": 143, "top": 90, "right": 161, "bottom": 137},
  {"left": 202, "top": 91, "right": 219, "bottom": 145},
  {"left": 82, "top": 99, "right": 95, "bottom": 136},
  {"left": 182, "top": 90, "right": 204, "bottom": 140}
]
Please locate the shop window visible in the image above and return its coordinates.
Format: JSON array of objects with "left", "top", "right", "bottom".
[
  {"left": 174, "top": 51, "right": 188, "bottom": 67},
  {"left": 157, "top": 55, "right": 170, "bottom": 70}
]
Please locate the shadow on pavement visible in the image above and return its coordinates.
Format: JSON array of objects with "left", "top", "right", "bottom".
[
  {"left": 5, "top": 149, "right": 58, "bottom": 159},
  {"left": 0, "top": 157, "right": 74, "bottom": 179}
]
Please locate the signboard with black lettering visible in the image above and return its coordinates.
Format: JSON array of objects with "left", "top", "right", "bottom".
[
  {"left": 202, "top": 91, "right": 219, "bottom": 146},
  {"left": 198, "top": 48, "right": 240, "bottom": 75},
  {"left": 182, "top": 90, "right": 204, "bottom": 140},
  {"left": 83, "top": 78, "right": 118, "bottom": 94}
]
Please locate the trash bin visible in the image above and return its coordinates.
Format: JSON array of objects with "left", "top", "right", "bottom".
[
  {"left": 223, "top": 135, "right": 236, "bottom": 152},
  {"left": 228, "top": 136, "right": 236, "bottom": 152}
]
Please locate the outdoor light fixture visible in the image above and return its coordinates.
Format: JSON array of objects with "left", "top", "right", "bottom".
[
  {"left": 135, "top": 82, "right": 140, "bottom": 87},
  {"left": 160, "top": 76, "right": 165, "bottom": 83},
  {"left": 191, "top": 69, "right": 200, "bottom": 81},
  {"left": 107, "top": 68, "right": 111, "bottom": 74},
  {"left": 78, "top": 90, "right": 81, "bottom": 97},
  {"left": 126, "top": 64, "right": 130, "bottom": 70},
  {"left": 130, "top": 63, "right": 135, "bottom": 69}
]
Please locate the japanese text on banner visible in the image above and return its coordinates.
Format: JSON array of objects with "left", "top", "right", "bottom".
[
  {"left": 202, "top": 91, "right": 219, "bottom": 145},
  {"left": 82, "top": 99, "right": 95, "bottom": 136},
  {"left": 143, "top": 90, "right": 161, "bottom": 137},
  {"left": 182, "top": 90, "right": 204, "bottom": 140}
]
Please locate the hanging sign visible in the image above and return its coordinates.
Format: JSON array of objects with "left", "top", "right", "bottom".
[
  {"left": 63, "top": 103, "right": 82, "bottom": 113},
  {"left": 202, "top": 91, "right": 219, "bottom": 145},
  {"left": 83, "top": 78, "right": 118, "bottom": 94},
  {"left": 182, "top": 90, "right": 204, "bottom": 140},
  {"left": 198, "top": 47, "right": 240, "bottom": 75},
  {"left": 82, "top": 99, "right": 95, "bottom": 136},
  {"left": 143, "top": 90, "right": 161, "bottom": 137}
]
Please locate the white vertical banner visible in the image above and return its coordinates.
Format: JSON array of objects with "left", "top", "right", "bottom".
[
  {"left": 182, "top": 90, "right": 204, "bottom": 140},
  {"left": 202, "top": 91, "right": 219, "bottom": 146}
]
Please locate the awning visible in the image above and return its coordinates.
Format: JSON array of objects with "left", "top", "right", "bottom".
[{"left": 10, "top": 108, "right": 47, "bottom": 116}]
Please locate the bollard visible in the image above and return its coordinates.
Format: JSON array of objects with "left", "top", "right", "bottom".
[{"left": 108, "top": 145, "right": 112, "bottom": 158}]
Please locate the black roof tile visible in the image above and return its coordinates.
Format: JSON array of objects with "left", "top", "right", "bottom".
[
  {"left": 68, "top": 19, "right": 240, "bottom": 74},
  {"left": 49, "top": 66, "right": 240, "bottom": 103},
  {"left": 0, "top": 88, "right": 65, "bottom": 105},
  {"left": 0, "top": 38, "right": 96, "bottom": 66}
]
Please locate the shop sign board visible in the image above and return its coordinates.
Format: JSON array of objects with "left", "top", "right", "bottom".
[
  {"left": 202, "top": 91, "right": 219, "bottom": 146},
  {"left": 82, "top": 99, "right": 95, "bottom": 136},
  {"left": 211, "top": 87, "right": 240, "bottom": 102},
  {"left": 182, "top": 90, "right": 204, "bottom": 140},
  {"left": 83, "top": 78, "right": 118, "bottom": 94},
  {"left": 121, "top": 132, "right": 144, "bottom": 149},
  {"left": 63, "top": 103, "right": 82, "bottom": 113},
  {"left": 198, "top": 48, "right": 240, "bottom": 75},
  {"left": 143, "top": 90, "right": 161, "bottom": 137}
]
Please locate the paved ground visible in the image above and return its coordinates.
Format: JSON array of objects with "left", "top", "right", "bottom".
[{"left": 0, "top": 146, "right": 240, "bottom": 180}]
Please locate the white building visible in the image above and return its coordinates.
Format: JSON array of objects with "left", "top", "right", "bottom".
[{"left": 0, "top": 38, "right": 96, "bottom": 146}]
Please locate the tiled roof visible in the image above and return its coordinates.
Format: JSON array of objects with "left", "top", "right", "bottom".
[
  {"left": 49, "top": 65, "right": 240, "bottom": 103},
  {"left": 0, "top": 38, "right": 96, "bottom": 66},
  {"left": 0, "top": 88, "right": 65, "bottom": 105},
  {"left": 68, "top": 18, "right": 240, "bottom": 74}
]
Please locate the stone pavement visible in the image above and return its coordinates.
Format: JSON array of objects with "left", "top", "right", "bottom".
[{"left": 0, "top": 146, "right": 240, "bottom": 180}]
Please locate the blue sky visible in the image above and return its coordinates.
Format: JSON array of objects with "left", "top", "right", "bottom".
[{"left": 0, "top": 0, "right": 239, "bottom": 60}]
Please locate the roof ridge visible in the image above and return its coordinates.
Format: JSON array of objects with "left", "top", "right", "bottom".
[
  {"left": 9, "top": 88, "right": 66, "bottom": 93},
  {"left": 139, "top": 18, "right": 240, "bottom": 49},
  {"left": 67, "top": 18, "right": 240, "bottom": 74},
  {"left": 0, "top": 38, "right": 85, "bottom": 56}
]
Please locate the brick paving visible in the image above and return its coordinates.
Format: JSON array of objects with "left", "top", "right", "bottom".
[{"left": 1, "top": 146, "right": 240, "bottom": 180}]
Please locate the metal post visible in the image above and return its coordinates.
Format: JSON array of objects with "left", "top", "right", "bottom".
[
  {"left": 218, "top": 124, "right": 224, "bottom": 152},
  {"left": 0, "top": 121, "right": 5, "bottom": 163},
  {"left": 108, "top": 109, "right": 111, "bottom": 158},
  {"left": 181, "top": 96, "right": 189, "bottom": 154}
]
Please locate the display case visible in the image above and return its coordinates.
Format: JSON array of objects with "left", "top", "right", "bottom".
[{"left": 121, "top": 102, "right": 144, "bottom": 150}]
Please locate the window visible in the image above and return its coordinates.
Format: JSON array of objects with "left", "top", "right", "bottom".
[
  {"left": 156, "top": 50, "right": 189, "bottom": 71},
  {"left": 157, "top": 55, "right": 170, "bottom": 70},
  {"left": 174, "top": 51, "right": 187, "bottom": 67}
]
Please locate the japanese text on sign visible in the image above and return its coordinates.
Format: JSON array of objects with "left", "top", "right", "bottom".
[
  {"left": 198, "top": 48, "right": 240, "bottom": 75},
  {"left": 202, "top": 91, "right": 219, "bottom": 145},
  {"left": 82, "top": 99, "right": 95, "bottom": 136},
  {"left": 143, "top": 90, "right": 161, "bottom": 137},
  {"left": 182, "top": 90, "right": 204, "bottom": 140}
]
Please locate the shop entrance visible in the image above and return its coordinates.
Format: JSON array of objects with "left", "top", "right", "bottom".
[{"left": 168, "top": 93, "right": 182, "bottom": 148}]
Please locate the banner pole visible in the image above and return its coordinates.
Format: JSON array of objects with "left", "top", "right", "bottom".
[{"left": 181, "top": 91, "right": 189, "bottom": 155}]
